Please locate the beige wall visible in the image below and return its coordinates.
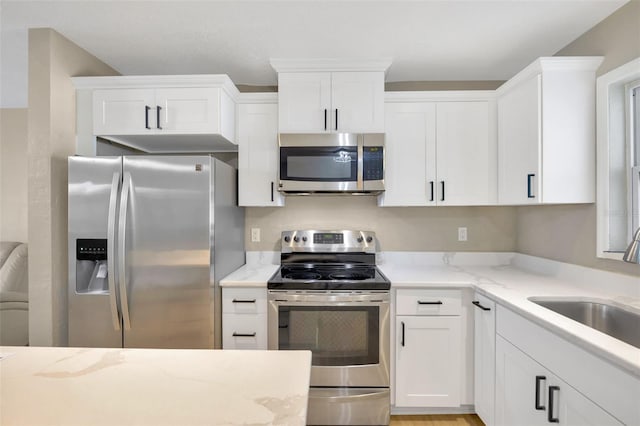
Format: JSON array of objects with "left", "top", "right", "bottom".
[
  {"left": 0, "top": 108, "right": 28, "bottom": 242},
  {"left": 28, "top": 28, "right": 118, "bottom": 346},
  {"left": 246, "top": 197, "right": 517, "bottom": 252},
  {"left": 515, "top": 0, "right": 640, "bottom": 276}
]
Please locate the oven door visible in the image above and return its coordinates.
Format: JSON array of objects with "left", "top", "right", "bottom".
[{"left": 268, "top": 291, "right": 390, "bottom": 387}]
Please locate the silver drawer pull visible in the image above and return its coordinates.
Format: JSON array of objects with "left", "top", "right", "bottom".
[
  {"left": 417, "top": 300, "right": 443, "bottom": 305},
  {"left": 232, "top": 299, "right": 256, "bottom": 303},
  {"left": 232, "top": 332, "right": 257, "bottom": 337}
]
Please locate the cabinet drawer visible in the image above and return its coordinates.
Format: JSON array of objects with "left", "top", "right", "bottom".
[
  {"left": 222, "top": 313, "right": 267, "bottom": 350},
  {"left": 222, "top": 287, "right": 267, "bottom": 314},
  {"left": 396, "top": 289, "right": 461, "bottom": 315}
]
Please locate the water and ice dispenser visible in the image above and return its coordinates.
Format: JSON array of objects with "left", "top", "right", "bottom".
[{"left": 75, "top": 238, "right": 109, "bottom": 294}]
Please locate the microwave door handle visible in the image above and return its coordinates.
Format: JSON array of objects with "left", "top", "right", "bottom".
[
  {"left": 107, "top": 172, "right": 121, "bottom": 331},
  {"left": 357, "top": 140, "right": 364, "bottom": 191}
]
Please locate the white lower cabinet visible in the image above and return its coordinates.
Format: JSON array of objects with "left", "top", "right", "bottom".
[
  {"left": 222, "top": 287, "right": 268, "bottom": 350},
  {"left": 395, "top": 289, "right": 462, "bottom": 408},
  {"left": 495, "top": 305, "right": 633, "bottom": 426},
  {"left": 473, "top": 293, "right": 495, "bottom": 426},
  {"left": 495, "top": 335, "right": 622, "bottom": 426}
]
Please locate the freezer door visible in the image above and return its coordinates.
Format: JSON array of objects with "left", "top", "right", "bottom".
[
  {"left": 121, "top": 156, "right": 213, "bottom": 348},
  {"left": 68, "top": 156, "right": 123, "bottom": 348}
]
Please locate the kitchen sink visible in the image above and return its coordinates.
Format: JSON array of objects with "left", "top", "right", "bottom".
[{"left": 529, "top": 299, "right": 640, "bottom": 349}]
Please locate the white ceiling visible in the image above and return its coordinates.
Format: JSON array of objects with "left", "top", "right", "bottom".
[{"left": 0, "top": 0, "right": 628, "bottom": 107}]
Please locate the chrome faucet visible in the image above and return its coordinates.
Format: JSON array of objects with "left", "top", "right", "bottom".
[{"left": 623, "top": 227, "right": 640, "bottom": 264}]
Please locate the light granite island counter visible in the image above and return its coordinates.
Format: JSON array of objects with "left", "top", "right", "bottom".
[{"left": 0, "top": 346, "right": 311, "bottom": 426}]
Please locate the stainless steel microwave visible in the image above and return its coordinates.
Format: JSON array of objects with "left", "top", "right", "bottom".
[{"left": 278, "top": 133, "right": 385, "bottom": 194}]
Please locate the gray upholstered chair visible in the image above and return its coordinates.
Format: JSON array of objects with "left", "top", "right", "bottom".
[{"left": 0, "top": 242, "right": 28, "bottom": 346}]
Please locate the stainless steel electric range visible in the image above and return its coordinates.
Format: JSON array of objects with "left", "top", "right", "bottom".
[{"left": 268, "top": 230, "right": 391, "bottom": 426}]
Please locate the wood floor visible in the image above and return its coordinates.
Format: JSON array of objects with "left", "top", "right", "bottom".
[{"left": 390, "top": 414, "right": 485, "bottom": 426}]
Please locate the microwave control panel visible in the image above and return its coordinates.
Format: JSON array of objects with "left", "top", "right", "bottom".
[{"left": 363, "top": 147, "right": 384, "bottom": 181}]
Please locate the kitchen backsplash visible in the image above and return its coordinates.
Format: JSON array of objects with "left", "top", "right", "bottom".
[{"left": 245, "top": 196, "right": 517, "bottom": 252}]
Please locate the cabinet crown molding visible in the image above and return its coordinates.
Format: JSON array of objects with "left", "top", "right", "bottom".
[
  {"left": 270, "top": 58, "right": 392, "bottom": 73},
  {"left": 385, "top": 90, "right": 496, "bottom": 103},
  {"left": 236, "top": 92, "right": 278, "bottom": 104},
  {"left": 71, "top": 74, "right": 240, "bottom": 99},
  {"left": 496, "top": 56, "right": 603, "bottom": 96}
]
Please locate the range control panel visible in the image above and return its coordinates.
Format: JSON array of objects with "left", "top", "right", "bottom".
[
  {"left": 281, "top": 230, "right": 376, "bottom": 254},
  {"left": 76, "top": 238, "right": 107, "bottom": 261}
]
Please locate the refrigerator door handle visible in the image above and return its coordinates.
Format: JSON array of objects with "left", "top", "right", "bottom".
[
  {"left": 118, "top": 172, "right": 132, "bottom": 330},
  {"left": 107, "top": 172, "right": 122, "bottom": 330}
]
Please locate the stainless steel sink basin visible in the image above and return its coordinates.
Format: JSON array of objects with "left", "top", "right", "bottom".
[{"left": 529, "top": 299, "right": 640, "bottom": 349}]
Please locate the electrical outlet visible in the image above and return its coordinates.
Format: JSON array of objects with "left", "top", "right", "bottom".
[
  {"left": 251, "top": 228, "right": 261, "bottom": 243},
  {"left": 458, "top": 227, "right": 468, "bottom": 242}
]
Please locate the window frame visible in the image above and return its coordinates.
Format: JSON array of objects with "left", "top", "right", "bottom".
[{"left": 596, "top": 57, "right": 640, "bottom": 260}]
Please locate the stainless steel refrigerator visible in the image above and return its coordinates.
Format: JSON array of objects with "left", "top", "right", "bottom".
[{"left": 68, "top": 155, "right": 244, "bottom": 349}]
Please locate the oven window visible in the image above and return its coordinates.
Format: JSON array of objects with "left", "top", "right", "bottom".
[
  {"left": 277, "top": 306, "right": 379, "bottom": 366},
  {"left": 280, "top": 147, "right": 357, "bottom": 181}
]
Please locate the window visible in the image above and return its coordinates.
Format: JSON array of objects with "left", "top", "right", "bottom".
[
  {"left": 596, "top": 58, "right": 640, "bottom": 259},
  {"left": 631, "top": 84, "right": 640, "bottom": 235}
]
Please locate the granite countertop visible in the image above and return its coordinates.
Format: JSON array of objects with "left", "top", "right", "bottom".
[
  {"left": 0, "top": 346, "right": 311, "bottom": 426},
  {"left": 220, "top": 251, "right": 640, "bottom": 377}
]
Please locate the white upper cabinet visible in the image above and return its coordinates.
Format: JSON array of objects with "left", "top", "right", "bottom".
[
  {"left": 277, "top": 72, "right": 332, "bottom": 133},
  {"left": 271, "top": 59, "right": 390, "bottom": 134},
  {"left": 379, "top": 101, "right": 436, "bottom": 206},
  {"left": 277, "top": 71, "right": 384, "bottom": 133},
  {"left": 73, "top": 75, "right": 239, "bottom": 153},
  {"left": 380, "top": 92, "right": 497, "bottom": 206},
  {"left": 94, "top": 87, "right": 233, "bottom": 137},
  {"left": 497, "top": 57, "right": 603, "bottom": 205},
  {"left": 237, "top": 95, "right": 285, "bottom": 207}
]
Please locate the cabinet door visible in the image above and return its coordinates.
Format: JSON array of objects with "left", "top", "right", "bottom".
[
  {"left": 395, "top": 316, "right": 461, "bottom": 407},
  {"left": 495, "top": 335, "right": 547, "bottom": 426},
  {"left": 278, "top": 72, "right": 331, "bottom": 133},
  {"left": 554, "top": 380, "right": 623, "bottom": 426},
  {"left": 496, "top": 335, "right": 623, "bottom": 426},
  {"left": 155, "top": 88, "right": 221, "bottom": 134},
  {"left": 93, "top": 89, "right": 156, "bottom": 135},
  {"left": 331, "top": 72, "right": 385, "bottom": 133},
  {"left": 237, "top": 103, "right": 284, "bottom": 206},
  {"left": 473, "top": 294, "right": 496, "bottom": 426},
  {"left": 498, "top": 74, "right": 541, "bottom": 204},
  {"left": 378, "top": 102, "right": 436, "bottom": 206},
  {"left": 437, "top": 101, "right": 496, "bottom": 205}
]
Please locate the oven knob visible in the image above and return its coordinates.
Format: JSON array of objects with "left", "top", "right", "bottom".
[
  {"left": 284, "top": 236, "right": 291, "bottom": 243},
  {"left": 357, "top": 237, "right": 364, "bottom": 243},
  {"left": 293, "top": 236, "right": 299, "bottom": 242},
  {"left": 366, "top": 236, "right": 373, "bottom": 243},
  {"left": 302, "top": 236, "right": 307, "bottom": 242}
]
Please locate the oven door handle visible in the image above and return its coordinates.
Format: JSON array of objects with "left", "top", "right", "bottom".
[
  {"left": 309, "top": 388, "right": 390, "bottom": 403},
  {"left": 270, "top": 298, "right": 388, "bottom": 306}
]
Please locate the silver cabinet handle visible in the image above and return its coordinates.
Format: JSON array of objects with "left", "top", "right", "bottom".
[
  {"left": 118, "top": 172, "right": 132, "bottom": 330},
  {"left": 107, "top": 172, "right": 121, "bottom": 331}
]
